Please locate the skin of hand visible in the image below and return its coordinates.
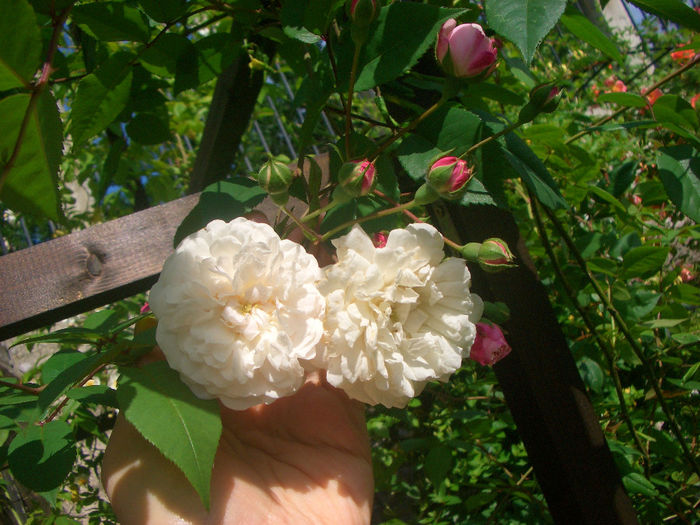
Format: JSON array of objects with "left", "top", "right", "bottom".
[{"left": 102, "top": 370, "right": 374, "bottom": 525}]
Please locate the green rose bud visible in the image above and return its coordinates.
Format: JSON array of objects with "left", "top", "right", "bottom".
[{"left": 257, "top": 159, "right": 294, "bottom": 206}]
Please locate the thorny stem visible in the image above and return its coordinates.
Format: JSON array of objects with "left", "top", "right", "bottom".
[
  {"left": 0, "top": 4, "right": 73, "bottom": 193},
  {"left": 319, "top": 200, "right": 418, "bottom": 242},
  {"left": 565, "top": 54, "right": 700, "bottom": 145},
  {"left": 0, "top": 380, "right": 45, "bottom": 395},
  {"left": 372, "top": 189, "right": 462, "bottom": 251},
  {"left": 529, "top": 191, "right": 651, "bottom": 474},
  {"left": 370, "top": 97, "right": 447, "bottom": 161},
  {"left": 463, "top": 119, "right": 522, "bottom": 157},
  {"left": 540, "top": 202, "right": 700, "bottom": 479},
  {"left": 279, "top": 205, "right": 321, "bottom": 242},
  {"left": 344, "top": 42, "right": 363, "bottom": 159}
]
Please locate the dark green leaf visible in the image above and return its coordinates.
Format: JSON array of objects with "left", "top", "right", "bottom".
[
  {"left": 42, "top": 351, "right": 90, "bottom": 384},
  {"left": 37, "top": 352, "right": 104, "bottom": 417},
  {"left": 69, "top": 51, "right": 134, "bottom": 148},
  {"left": 559, "top": 7, "right": 623, "bottom": 63},
  {"left": 621, "top": 246, "right": 669, "bottom": 280},
  {"left": 138, "top": 0, "right": 188, "bottom": 23},
  {"left": 66, "top": 385, "right": 118, "bottom": 407},
  {"left": 577, "top": 357, "right": 604, "bottom": 393},
  {"left": 424, "top": 446, "right": 452, "bottom": 487},
  {"left": 140, "top": 33, "right": 196, "bottom": 78},
  {"left": 280, "top": 0, "right": 344, "bottom": 38},
  {"left": 608, "top": 160, "right": 638, "bottom": 198},
  {"left": 11, "top": 327, "right": 103, "bottom": 347},
  {"left": 597, "top": 92, "right": 647, "bottom": 108},
  {"left": 0, "top": 91, "right": 63, "bottom": 220},
  {"left": 8, "top": 420, "right": 76, "bottom": 492},
  {"left": 117, "top": 362, "right": 222, "bottom": 510},
  {"left": 652, "top": 95, "right": 698, "bottom": 131},
  {"left": 72, "top": 2, "right": 151, "bottom": 43},
  {"left": 173, "top": 178, "right": 267, "bottom": 247},
  {"left": 614, "top": 288, "right": 661, "bottom": 321},
  {"left": 397, "top": 105, "right": 482, "bottom": 181},
  {"left": 622, "top": 472, "right": 658, "bottom": 496},
  {"left": 627, "top": 0, "right": 700, "bottom": 32},
  {"left": 0, "top": 0, "right": 41, "bottom": 90},
  {"left": 126, "top": 110, "right": 171, "bottom": 145},
  {"left": 83, "top": 309, "right": 120, "bottom": 331},
  {"left": 505, "top": 133, "right": 567, "bottom": 209},
  {"left": 194, "top": 34, "right": 239, "bottom": 86},
  {"left": 349, "top": 4, "right": 466, "bottom": 91},
  {"left": 587, "top": 185, "right": 627, "bottom": 214},
  {"left": 485, "top": 0, "right": 566, "bottom": 64},
  {"left": 657, "top": 145, "right": 700, "bottom": 223}
]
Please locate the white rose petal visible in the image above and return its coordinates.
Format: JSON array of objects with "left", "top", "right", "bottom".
[
  {"left": 149, "top": 217, "right": 325, "bottom": 410},
  {"left": 318, "top": 223, "right": 481, "bottom": 408}
]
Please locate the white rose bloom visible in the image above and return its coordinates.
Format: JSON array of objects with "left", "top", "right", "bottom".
[
  {"left": 149, "top": 218, "right": 325, "bottom": 410},
  {"left": 318, "top": 223, "right": 482, "bottom": 408}
]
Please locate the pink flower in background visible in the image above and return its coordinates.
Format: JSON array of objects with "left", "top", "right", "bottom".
[
  {"left": 436, "top": 20, "right": 498, "bottom": 78},
  {"left": 691, "top": 94, "right": 700, "bottom": 109},
  {"left": 611, "top": 80, "right": 627, "bottom": 93},
  {"left": 469, "top": 323, "right": 511, "bottom": 366},
  {"left": 671, "top": 49, "right": 695, "bottom": 63},
  {"left": 680, "top": 266, "right": 695, "bottom": 283},
  {"left": 140, "top": 302, "right": 150, "bottom": 314},
  {"left": 645, "top": 88, "right": 663, "bottom": 106}
]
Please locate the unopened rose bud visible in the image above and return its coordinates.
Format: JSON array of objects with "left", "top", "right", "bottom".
[
  {"left": 469, "top": 322, "right": 511, "bottom": 366},
  {"left": 426, "top": 156, "right": 473, "bottom": 200},
  {"left": 257, "top": 159, "right": 294, "bottom": 206},
  {"left": 337, "top": 159, "right": 376, "bottom": 199},
  {"left": 460, "top": 238, "right": 516, "bottom": 273},
  {"left": 519, "top": 83, "right": 562, "bottom": 122},
  {"left": 436, "top": 19, "right": 498, "bottom": 79},
  {"left": 372, "top": 231, "right": 388, "bottom": 248},
  {"left": 349, "top": 0, "right": 378, "bottom": 26}
]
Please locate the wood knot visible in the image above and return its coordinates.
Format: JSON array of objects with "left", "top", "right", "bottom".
[{"left": 86, "top": 252, "right": 103, "bottom": 276}]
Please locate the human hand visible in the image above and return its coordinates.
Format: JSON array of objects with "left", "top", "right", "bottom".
[{"left": 102, "top": 370, "right": 373, "bottom": 524}]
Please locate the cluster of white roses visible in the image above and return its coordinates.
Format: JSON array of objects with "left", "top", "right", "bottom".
[{"left": 149, "top": 217, "right": 482, "bottom": 410}]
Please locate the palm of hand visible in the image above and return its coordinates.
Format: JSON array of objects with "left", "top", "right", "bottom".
[{"left": 102, "top": 372, "right": 374, "bottom": 524}]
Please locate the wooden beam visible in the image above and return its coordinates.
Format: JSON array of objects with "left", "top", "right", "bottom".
[
  {"left": 0, "top": 194, "right": 199, "bottom": 341},
  {"left": 442, "top": 203, "right": 639, "bottom": 525}
]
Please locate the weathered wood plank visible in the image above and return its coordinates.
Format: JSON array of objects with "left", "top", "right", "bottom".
[
  {"left": 0, "top": 194, "right": 200, "bottom": 341},
  {"left": 444, "top": 203, "right": 638, "bottom": 525}
]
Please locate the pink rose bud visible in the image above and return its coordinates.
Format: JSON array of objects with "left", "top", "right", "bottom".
[
  {"left": 426, "top": 156, "right": 473, "bottom": 200},
  {"left": 337, "top": 159, "right": 376, "bottom": 198},
  {"left": 140, "top": 302, "right": 150, "bottom": 314},
  {"left": 372, "top": 231, "right": 388, "bottom": 248},
  {"left": 645, "top": 88, "right": 663, "bottom": 106},
  {"left": 436, "top": 19, "right": 498, "bottom": 79},
  {"left": 460, "top": 238, "right": 516, "bottom": 273},
  {"left": 680, "top": 266, "right": 694, "bottom": 283},
  {"left": 691, "top": 93, "right": 700, "bottom": 109},
  {"left": 470, "top": 322, "right": 511, "bottom": 366},
  {"left": 349, "top": 0, "right": 378, "bottom": 26}
]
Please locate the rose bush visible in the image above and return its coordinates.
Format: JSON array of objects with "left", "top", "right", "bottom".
[{"left": 148, "top": 217, "right": 325, "bottom": 410}]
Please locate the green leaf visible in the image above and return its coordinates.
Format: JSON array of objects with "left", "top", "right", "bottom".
[
  {"left": 596, "top": 92, "right": 647, "bottom": 109},
  {"left": 7, "top": 420, "right": 76, "bottom": 492},
  {"left": 140, "top": 33, "right": 197, "bottom": 79},
  {"left": 83, "top": 309, "right": 120, "bottom": 331},
  {"left": 66, "top": 385, "right": 118, "bottom": 407},
  {"left": 72, "top": 1, "right": 151, "bottom": 43},
  {"left": 117, "top": 362, "right": 222, "bottom": 510},
  {"left": 626, "top": 0, "right": 700, "bottom": 32},
  {"left": 69, "top": 51, "right": 134, "bottom": 148},
  {"left": 587, "top": 185, "right": 627, "bottom": 214},
  {"left": 424, "top": 446, "right": 452, "bottom": 487},
  {"left": 41, "top": 350, "right": 90, "bottom": 384},
  {"left": 126, "top": 110, "right": 171, "bottom": 145},
  {"left": 11, "top": 326, "right": 102, "bottom": 347},
  {"left": 280, "top": 0, "right": 344, "bottom": 38},
  {"left": 505, "top": 133, "right": 567, "bottom": 209},
  {"left": 621, "top": 246, "right": 669, "bottom": 280},
  {"left": 0, "top": 0, "right": 41, "bottom": 90},
  {"left": 652, "top": 95, "right": 699, "bottom": 131},
  {"left": 174, "top": 178, "right": 267, "bottom": 247},
  {"left": 38, "top": 352, "right": 104, "bottom": 417},
  {"left": 485, "top": 0, "right": 566, "bottom": 64},
  {"left": 614, "top": 288, "right": 660, "bottom": 321},
  {"left": 397, "top": 105, "right": 482, "bottom": 181},
  {"left": 559, "top": 7, "right": 623, "bottom": 63},
  {"left": 138, "top": 0, "right": 188, "bottom": 23},
  {"left": 657, "top": 145, "right": 700, "bottom": 223},
  {"left": 622, "top": 472, "right": 658, "bottom": 496},
  {"left": 350, "top": 4, "right": 466, "bottom": 91},
  {"left": 577, "top": 357, "right": 605, "bottom": 393},
  {"left": 0, "top": 91, "right": 63, "bottom": 220}
]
